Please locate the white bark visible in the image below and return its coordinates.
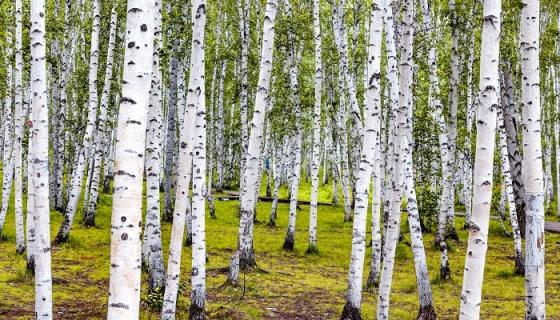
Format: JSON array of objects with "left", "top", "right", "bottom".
[
  {"left": 235, "top": 0, "right": 278, "bottom": 269},
  {"left": 419, "top": 0, "right": 452, "bottom": 279},
  {"left": 55, "top": 0, "right": 101, "bottom": 243},
  {"left": 26, "top": 123, "right": 35, "bottom": 270},
  {"left": 188, "top": 3, "right": 207, "bottom": 318},
  {"left": 283, "top": 34, "right": 303, "bottom": 251},
  {"left": 464, "top": 29, "right": 476, "bottom": 228},
  {"left": 497, "top": 101, "right": 524, "bottom": 274},
  {"left": 459, "top": 1, "right": 501, "bottom": 318},
  {"left": 308, "top": 0, "right": 322, "bottom": 253},
  {"left": 340, "top": 3, "right": 382, "bottom": 317},
  {"left": 161, "top": 2, "right": 206, "bottom": 317},
  {"left": 142, "top": 0, "right": 166, "bottom": 292},
  {"left": 0, "top": 33, "right": 14, "bottom": 237},
  {"left": 553, "top": 65, "right": 560, "bottom": 217},
  {"left": 520, "top": 1, "right": 545, "bottom": 318},
  {"left": 84, "top": 6, "right": 118, "bottom": 227},
  {"left": 106, "top": 0, "right": 154, "bottom": 317},
  {"left": 377, "top": 0, "right": 412, "bottom": 317},
  {"left": 30, "top": 0, "right": 53, "bottom": 316},
  {"left": 14, "top": 0, "right": 25, "bottom": 254}
]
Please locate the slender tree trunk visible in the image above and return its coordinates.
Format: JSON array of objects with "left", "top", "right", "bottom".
[
  {"left": 13, "top": 0, "right": 25, "bottom": 254},
  {"left": 26, "top": 125, "right": 35, "bottom": 271},
  {"left": 30, "top": 0, "right": 53, "bottom": 316},
  {"left": 163, "top": 55, "right": 179, "bottom": 222},
  {"left": 520, "top": 1, "right": 545, "bottom": 318},
  {"left": 283, "top": 36, "right": 303, "bottom": 251},
  {"left": 54, "top": 0, "right": 101, "bottom": 244},
  {"left": 83, "top": 6, "right": 118, "bottom": 227},
  {"left": 215, "top": 61, "right": 227, "bottom": 192},
  {"left": 502, "top": 66, "right": 526, "bottom": 237},
  {"left": 445, "top": 0, "right": 460, "bottom": 240},
  {"left": 234, "top": 0, "right": 278, "bottom": 271},
  {"left": 553, "top": 65, "right": 560, "bottom": 217},
  {"left": 340, "top": 4, "right": 382, "bottom": 318},
  {"left": 459, "top": 1, "right": 501, "bottom": 317},
  {"left": 106, "top": 0, "right": 154, "bottom": 317},
  {"left": 307, "top": 0, "right": 322, "bottom": 253},
  {"left": 238, "top": 0, "right": 250, "bottom": 198},
  {"left": 188, "top": 3, "right": 207, "bottom": 318},
  {"left": 142, "top": 0, "right": 166, "bottom": 293},
  {"left": 497, "top": 98, "right": 524, "bottom": 275},
  {"left": 0, "top": 33, "right": 14, "bottom": 237},
  {"left": 161, "top": 2, "right": 206, "bottom": 317},
  {"left": 464, "top": 28, "right": 476, "bottom": 229},
  {"left": 419, "top": 0, "right": 452, "bottom": 280},
  {"left": 377, "top": 0, "right": 413, "bottom": 317}
]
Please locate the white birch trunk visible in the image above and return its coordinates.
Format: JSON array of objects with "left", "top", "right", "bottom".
[
  {"left": 340, "top": 4, "right": 382, "bottom": 318},
  {"left": 459, "top": 1, "right": 501, "bottom": 317},
  {"left": 497, "top": 102, "right": 524, "bottom": 275},
  {"left": 161, "top": 2, "right": 206, "bottom": 317},
  {"left": 13, "top": 0, "right": 25, "bottom": 254},
  {"left": 464, "top": 29, "right": 476, "bottom": 228},
  {"left": 106, "top": 0, "right": 154, "bottom": 317},
  {"left": 553, "top": 65, "right": 560, "bottom": 217},
  {"left": 283, "top": 35, "right": 303, "bottom": 251},
  {"left": 520, "top": 1, "right": 545, "bottom": 318},
  {"left": 188, "top": 3, "right": 207, "bottom": 318},
  {"left": 55, "top": 0, "right": 101, "bottom": 244},
  {"left": 26, "top": 123, "right": 35, "bottom": 271},
  {"left": 377, "top": 0, "right": 412, "bottom": 317},
  {"left": 83, "top": 6, "right": 118, "bottom": 227},
  {"left": 142, "top": 0, "right": 166, "bottom": 292},
  {"left": 419, "top": 0, "right": 452, "bottom": 280},
  {"left": 30, "top": 0, "right": 53, "bottom": 316},
  {"left": 0, "top": 33, "right": 14, "bottom": 237},
  {"left": 235, "top": 0, "right": 278, "bottom": 270},
  {"left": 308, "top": 0, "right": 322, "bottom": 253}
]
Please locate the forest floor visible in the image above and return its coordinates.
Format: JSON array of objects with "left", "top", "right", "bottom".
[{"left": 0, "top": 179, "right": 559, "bottom": 319}]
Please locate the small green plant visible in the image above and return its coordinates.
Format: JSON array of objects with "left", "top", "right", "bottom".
[
  {"left": 417, "top": 185, "right": 439, "bottom": 233},
  {"left": 142, "top": 287, "right": 164, "bottom": 311}
]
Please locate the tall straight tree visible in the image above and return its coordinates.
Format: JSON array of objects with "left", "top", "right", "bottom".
[
  {"left": 161, "top": 2, "right": 206, "bottom": 317},
  {"left": 83, "top": 5, "right": 118, "bottom": 227},
  {"left": 459, "top": 0, "right": 501, "bottom": 318},
  {"left": 30, "top": 0, "right": 53, "bottom": 316},
  {"left": 106, "top": 0, "right": 154, "bottom": 318},
  {"left": 188, "top": 1, "right": 207, "bottom": 319},
  {"left": 340, "top": 3, "right": 382, "bottom": 319},
  {"left": 377, "top": 0, "right": 414, "bottom": 317},
  {"left": 234, "top": 0, "right": 278, "bottom": 270},
  {"left": 14, "top": 0, "right": 25, "bottom": 254},
  {"left": 142, "top": 0, "right": 166, "bottom": 292},
  {"left": 520, "top": 0, "right": 545, "bottom": 318},
  {"left": 308, "top": 0, "right": 322, "bottom": 253},
  {"left": 0, "top": 33, "right": 14, "bottom": 238},
  {"left": 55, "top": 0, "right": 101, "bottom": 244}
]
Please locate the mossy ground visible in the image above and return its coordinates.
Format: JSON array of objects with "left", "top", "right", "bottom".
[{"left": 0, "top": 177, "right": 559, "bottom": 319}]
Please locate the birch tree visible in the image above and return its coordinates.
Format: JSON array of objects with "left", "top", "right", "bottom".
[
  {"left": 55, "top": 0, "right": 101, "bottom": 244},
  {"left": 520, "top": 0, "right": 545, "bottom": 318},
  {"left": 307, "top": 0, "right": 322, "bottom": 254},
  {"left": 30, "top": 0, "right": 53, "bottom": 316},
  {"left": 377, "top": 0, "right": 414, "bottom": 317},
  {"left": 234, "top": 0, "right": 278, "bottom": 270},
  {"left": 340, "top": 3, "right": 382, "bottom": 318},
  {"left": 106, "top": 0, "right": 154, "bottom": 317},
  {"left": 0, "top": 34, "right": 14, "bottom": 238},
  {"left": 188, "top": 2, "right": 207, "bottom": 319},
  {"left": 459, "top": 1, "right": 501, "bottom": 318},
  {"left": 83, "top": 5, "right": 118, "bottom": 227},
  {"left": 13, "top": 0, "right": 25, "bottom": 254},
  {"left": 142, "top": 0, "right": 166, "bottom": 292}
]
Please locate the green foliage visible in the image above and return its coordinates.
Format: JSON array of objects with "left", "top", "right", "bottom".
[{"left": 417, "top": 185, "right": 439, "bottom": 233}]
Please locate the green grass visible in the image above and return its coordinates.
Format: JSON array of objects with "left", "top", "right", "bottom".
[{"left": 0, "top": 176, "right": 559, "bottom": 319}]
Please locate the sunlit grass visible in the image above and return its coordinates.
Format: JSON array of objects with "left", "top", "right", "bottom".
[{"left": 0, "top": 174, "right": 559, "bottom": 319}]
